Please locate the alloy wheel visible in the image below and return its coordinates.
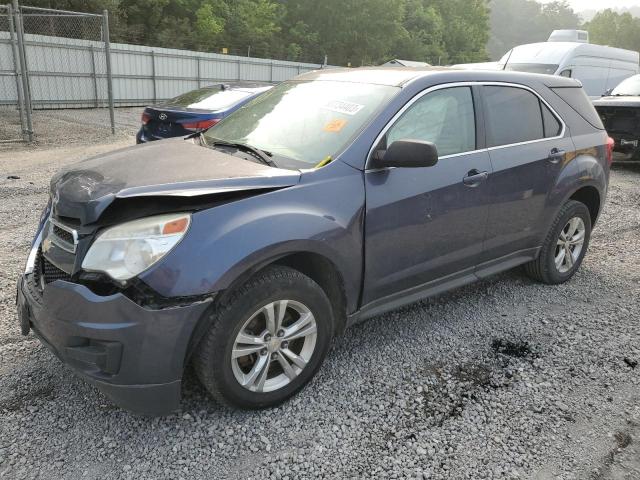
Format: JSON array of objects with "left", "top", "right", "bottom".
[
  {"left": 554, "top": 216, "right": 586, "bottom": 273},
  {"left": 231, "top": 300, "right": 317, "bottom": 393}
]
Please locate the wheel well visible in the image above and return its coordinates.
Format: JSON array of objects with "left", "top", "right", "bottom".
[
  {"left": 274, "top": 253, "right": 348, "bottom": 336},
  {"left": 570, "top": 186, "right": 600, "bottom": 226}
]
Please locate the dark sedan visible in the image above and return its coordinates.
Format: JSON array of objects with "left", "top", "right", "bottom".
[
  {"left": 593, "top": 74, "right": 640, "bottom": 160},
  {"left": 136, "top": 82, "right": 272, "bottom": 143}
]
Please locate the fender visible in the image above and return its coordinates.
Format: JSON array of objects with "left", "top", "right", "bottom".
[
  {"left": 140, "top": 161, "right": 365, "bottom": 312},
  {"left": 540, "top": 147, "right": 607, "bottom": 241}
]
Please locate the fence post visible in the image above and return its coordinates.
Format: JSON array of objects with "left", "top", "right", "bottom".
[
  {"left": 13, "top": 0, "right": 33, "bottom": 142},
  {"left": 102, "top": 9, "right": 115, "bottom": 134},
  {"left": 196, "top": 57, "right": 201, "bottom": 88},
  {"left": 90, "top": 45, "right": 99, "bottom": 108},
  {"left": 237, "top": 58, "right": 241, "bottom": 81},
  {"left": 270, "top": 61, "right": 274, "bottom": 83},
  {"left": 151, "top": 50, "right": 156, "bottom": 103},
  {"left": 7, "top": 2, "right": 25, "bottom": 135}
]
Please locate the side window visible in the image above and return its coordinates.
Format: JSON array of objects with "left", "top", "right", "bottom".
[
  {"left": 541, "top": 102, "right": 562, "bottom": 138},
  {"left": 386, "top": 87, "right": 476, "bottom": 157},
  {"left": 484, "top": 86, "right": 543, "bottom": 147},
  {"left": 559, "top": 69, "right": 572, "bottom": 78}
]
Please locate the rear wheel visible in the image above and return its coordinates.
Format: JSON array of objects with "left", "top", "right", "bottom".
[
  {"left": 524, "top": 200, "right": 592, "bottom": 284},
  {"left": 194, "top": 266, "right": 334, "bottom": 409}
]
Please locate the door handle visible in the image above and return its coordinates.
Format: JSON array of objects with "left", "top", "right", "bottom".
[
  {"left": 463, "top": 169, "right": 489, "bottom": 187},
  {"left": 548, "top": 148, "right": 565, "bottom": 164}
]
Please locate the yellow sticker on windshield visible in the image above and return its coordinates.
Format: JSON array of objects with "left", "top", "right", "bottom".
[{"left": 324, "top": 119, "right": 347, "bottom": 132}]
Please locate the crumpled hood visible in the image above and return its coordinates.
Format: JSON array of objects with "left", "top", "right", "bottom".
[
  {"left": 50, "top": 138, "right": 300, "bottom": 224},
  {"left": 592, "top": 96, "right": 640, "bottom": 108}
]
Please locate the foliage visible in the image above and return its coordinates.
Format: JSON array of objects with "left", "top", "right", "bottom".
[
  {"left": 488, "top": 0, "right": 580, "bottom": 60},
  {"left": 584, "top": 9, "right": 640, "bottom": 52},
  {"left": 24, "top": 0, "right": 490, "bottom": 65}
]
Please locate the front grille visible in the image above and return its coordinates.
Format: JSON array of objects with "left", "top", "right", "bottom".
[
  {"left": 52, "top": 224, "right": 74, "bottom": 245},
  {"left": 49, "top": 219, "right": 77, "bottom": 253},
  {"left": 32, "top": 248, "right": 72, "bottom": 287},
  {"left": 42, "top": 257, "right": 72, "bottom": 283}
]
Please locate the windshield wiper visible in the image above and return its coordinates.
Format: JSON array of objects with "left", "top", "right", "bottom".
[{"left": 208, "top": 139, "right": 276, "bottom": 167}]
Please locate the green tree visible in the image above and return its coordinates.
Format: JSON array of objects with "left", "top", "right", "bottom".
[
  {"left": 585, "top": 9, "right": 640, "bottom": 51},
  {"left": 488, "top": 0, "right": 580, "bottom": 60}
]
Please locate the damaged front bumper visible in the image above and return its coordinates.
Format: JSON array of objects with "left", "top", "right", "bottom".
[{"left": 16, "top": 274, "right": 212, "bottom": 415}]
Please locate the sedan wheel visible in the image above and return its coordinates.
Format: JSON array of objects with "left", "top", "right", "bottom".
[
  {"left": 554, "top": 217, "right": 586, "bottom": 273},
  {"left": 231, "top": 300, "right": 317, "bottom": 393}
]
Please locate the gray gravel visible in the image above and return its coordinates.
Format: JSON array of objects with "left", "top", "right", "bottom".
[
  {"left": 0, "top": 107, "right": 140, "bottom": 150},
  {"left": 1, "top": 140, "right": 639, "bottom": 479}
]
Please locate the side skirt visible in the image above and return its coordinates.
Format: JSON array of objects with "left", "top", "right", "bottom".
[{"left": 347, "top": 247, "right": 540, "bottom": 328}]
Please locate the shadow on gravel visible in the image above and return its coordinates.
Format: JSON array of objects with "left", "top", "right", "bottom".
[
  {"left": 591, "top": 428, "right": 636, "bottom": 480},
  {"left": 420, "top": 338, "right": 539, "bottom": 427},
  {"left": 492, "top": 338, "right": 535, "bottom": 359},
  {"left": 0, "top": 380, "right": 55, "bottom": 411}
]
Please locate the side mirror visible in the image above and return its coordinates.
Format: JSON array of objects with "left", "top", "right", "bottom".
[{"left": 370, "top": 139, "right": 439, "bottom": 169}]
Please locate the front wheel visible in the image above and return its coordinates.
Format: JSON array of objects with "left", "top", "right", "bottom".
[
  {"left": 194, "top": 266, "right": 334, "bottom": 409},
  {"left": 524, "top": 200, "right": 592, "bottom": 284}
]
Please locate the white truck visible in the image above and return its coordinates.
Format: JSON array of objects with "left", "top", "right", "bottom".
[{"left": 497, "top": 30, "right": 639, "bottom": 98}]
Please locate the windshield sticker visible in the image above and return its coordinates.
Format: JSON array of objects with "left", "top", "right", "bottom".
[
  {"left": 322, "top": 100, "right": 364, "bottom": 116},
  {"left": 324, "top": 119, "right": 348, "bottom": 132}
]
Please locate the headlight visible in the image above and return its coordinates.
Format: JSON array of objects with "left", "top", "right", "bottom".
[{"left": 82, "top": 213, "right": 191, "bottom": 281}]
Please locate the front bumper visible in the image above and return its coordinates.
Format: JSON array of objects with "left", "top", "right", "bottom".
[{"left": 17, "top": 274, "right": 212, "bottom": 415}]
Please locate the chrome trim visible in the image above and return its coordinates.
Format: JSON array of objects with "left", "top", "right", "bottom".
[
  {"left": 49, "top": 217, "right": 78, "bottom": 253},
  {"left": 365, "top": 81, "right": 567, "bottom": 171},
  {"left": 24, "top": 228, "right": 43, "bottom": 274}
]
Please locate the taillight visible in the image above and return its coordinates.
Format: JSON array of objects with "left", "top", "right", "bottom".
[
  {"left": 606, "top": 136, "right": 614, "bottom": 166},
  {"left": 182, "top": 118, "right": 220, "bottom": 131},
  {"left": 141, "top": 112, "right": 151, "bottom": 125}
]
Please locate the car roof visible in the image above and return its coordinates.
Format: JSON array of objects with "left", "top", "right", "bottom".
[
  {"left": 202, "top": 81, "right": 272, "bottom": 91},
  {"left": 296, "top": 66, "right": 582, "bottom": 89}
]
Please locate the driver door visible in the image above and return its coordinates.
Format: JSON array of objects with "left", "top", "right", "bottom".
[{"left": 363, "top": 85, "right": 492, "bottom": 305}]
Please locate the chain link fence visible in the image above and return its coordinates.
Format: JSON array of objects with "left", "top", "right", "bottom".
[
  {"left": 19, "top": 5, "right": 115, "bottom": 142},
  {"left": 0, "top": 4, "right": 28, "bottom": 143},
  {"left": 0, "top": 2, "right": 115, "bottom": 145},
  {"left": 1, "top": 2, "right": 327, "bottom": 146}
]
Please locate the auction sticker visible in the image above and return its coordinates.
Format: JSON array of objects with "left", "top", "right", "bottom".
[
  {"left": 322, "top": 100, "right": 364, "bottom": 116},
  {"left": 324, "top": 119, "right": 348, "bottom": 132}
]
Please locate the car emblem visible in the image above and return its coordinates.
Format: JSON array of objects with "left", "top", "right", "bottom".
[{"left": 159, "top": 113, "right": 167, "bottom": 120}]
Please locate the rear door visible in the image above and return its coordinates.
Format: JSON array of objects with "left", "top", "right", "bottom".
[
  {"left": 363, "top": 85, "right": 493, "bottom": 304},
  {"left": 479, "top": 84, "right": 574, "bottom": 268}
]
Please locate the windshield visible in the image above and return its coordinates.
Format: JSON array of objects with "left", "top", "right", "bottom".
[
  {"left": 504, "top": 63, "right": 559, "bottom": 75},
  {"left": 203, "top": 80, "right": 399, "bottom": 167},
  {"left": 611, "top": 75, "right": 640, "bottom": 96},
  {"left": 161, "top": 86, "right": 270, "bottom": 110}
]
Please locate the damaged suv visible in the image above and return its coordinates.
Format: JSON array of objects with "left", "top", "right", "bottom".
[
  {"left": 594, "top": 74, "right": 640, "bottom": 160},
  {"left": 17, "top": 68, "right": 611, "bottom": 415}
]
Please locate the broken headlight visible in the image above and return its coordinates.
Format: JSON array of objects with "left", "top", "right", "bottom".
[{"left": 82, "top": 213, "right": 191, "bottom": 281}]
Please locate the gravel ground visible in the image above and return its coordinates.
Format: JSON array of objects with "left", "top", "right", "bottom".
[
  {"left": 0, "top": 140, "right": 639, "bottom": 479},
  {"left": 0, "top": 107, "right": 140, "bottom": 149}
]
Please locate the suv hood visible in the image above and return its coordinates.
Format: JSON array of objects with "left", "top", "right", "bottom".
[{"left": 50, "top": 139, "right": 300, "bottom": 225}]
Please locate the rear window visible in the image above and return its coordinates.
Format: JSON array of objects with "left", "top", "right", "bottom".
[
  {"left": 551, "top": 87, "right": 604, "bottom": 130},
  {"left": 161, "top": 86, "right": 268, "bottom": 110}
]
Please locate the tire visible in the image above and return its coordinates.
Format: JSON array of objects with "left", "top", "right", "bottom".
[
  {"left": 524, "top": 200, "right": 592, "bottom": 285},
  {"left": 194, "top": 265, "right": 334, "bottom": 409}
]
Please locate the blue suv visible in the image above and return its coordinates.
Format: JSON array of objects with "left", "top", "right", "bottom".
[{"left": 17, "top": 68, "right": 611, "bottom": 415}]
